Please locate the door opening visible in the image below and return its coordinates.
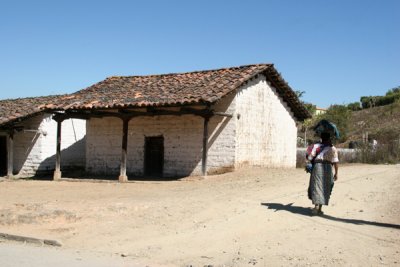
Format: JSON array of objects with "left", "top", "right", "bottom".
[
  {"left": 0, "top": 136, "right": 7, "bottom": 176},
  {"left": 144, "top": 136, "right": 164, "bottom": 177}
]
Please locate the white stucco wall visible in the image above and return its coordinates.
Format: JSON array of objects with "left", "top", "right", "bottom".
[
  {"left": 85, "top": 117, "right": 122, "bottom": 175},
  {"left": 85, "top": 76, "right": 298, "bottom": 177},
  {"left": 235, "top": 75, "right": 297, "bottom": 168},
  {"left": 86, "top": 97, "right": 237, "bottom": 177},
  {"left": 86, "top": 115, "right": 204, "bottom": 177},
  {"left": 207, "top": 94, "right": 236, "bottom": 174},
  {"left": 39, "top": 115, "right": 86, "bottom": 171},
  {"left": 13, "top": 115, "right": 43, "bottom": 176},
  {"left": 126, "top": 115, "right": 204, "bottom": 177},
  {"left": 12, "top": 114, "right": 86, "bottom": 176}
]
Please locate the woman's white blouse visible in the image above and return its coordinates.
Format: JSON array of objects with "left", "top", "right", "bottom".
[{"left": 308, "top": 143, "right": 339, "bottom": 163}]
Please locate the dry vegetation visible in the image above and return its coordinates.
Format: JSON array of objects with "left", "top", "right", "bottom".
[
  {"left": 348, "top": 101, "right": 400, "bottom": 164},
  {"left": 299, "top": 101, "right": 400, "bottom": 164},
  {"left": 348, "top": 100, "right": 400, "bottom": 142}
]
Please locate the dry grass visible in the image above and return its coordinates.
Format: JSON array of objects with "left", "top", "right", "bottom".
[
  {"left": 298, "top": 101, "right": 400, "bottom": 164},
  {"left": 348, "top": 101, "right": 400, "bottom": 142}
]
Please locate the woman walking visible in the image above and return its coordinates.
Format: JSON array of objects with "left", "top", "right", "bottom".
[{"left": 306, "top": 121, "right": 339, "bottom": 215}]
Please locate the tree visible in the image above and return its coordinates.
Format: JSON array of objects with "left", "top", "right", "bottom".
[
  {"left": 294, "top": 90, "right": 316, "bottom": 115},
  {"left": 295, "top": 90, "right": 305, "bottom": 99},
  {"left": 386, "top": 86, "right": 400, "bottom": 96},
  {"left": 303, "top": 103, "right": 316, "bottom": 115}
]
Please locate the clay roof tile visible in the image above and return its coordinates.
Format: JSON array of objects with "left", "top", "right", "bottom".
[{"left": 0, "top": 64, "right": 311, "bottom": 126}]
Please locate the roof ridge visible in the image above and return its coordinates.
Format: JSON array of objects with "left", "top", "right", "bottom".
[{"left": 106, "top": 63, "right": 273, "bottom": 80}]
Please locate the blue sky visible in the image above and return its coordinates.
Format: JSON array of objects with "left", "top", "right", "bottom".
[{"left": 0, "top": 0, "right": 399, "bottom": 108}]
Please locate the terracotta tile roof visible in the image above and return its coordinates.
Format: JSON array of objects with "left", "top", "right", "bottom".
[
  {"left": 0, "top": 64, "right": 310, "bottom": 126},
  {"left": 61, "top": 64, "right": 310, "bottom": 120},
  {"left": 0, "top": 95, "right": 70, "bottom": 127}
]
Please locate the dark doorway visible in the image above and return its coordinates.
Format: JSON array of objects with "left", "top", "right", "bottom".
[
  {"left": 0, "top": 136, "right": 7, "bottom": 176},
  {"left": 144, "top": 136, "right": 164, "bottom": 177}
]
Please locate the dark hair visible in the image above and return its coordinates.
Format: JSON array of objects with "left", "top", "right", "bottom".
[{"left": 321, "top": 132, "right": 331, "bottom": 142}]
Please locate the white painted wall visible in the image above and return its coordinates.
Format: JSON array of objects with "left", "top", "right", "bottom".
[
  {"left": 39, "top": 115, "right": 86, "bottom": 171},
  {"left": 86, "top": 96, "right": 237, "bottom": 177},
  {"left": 86, "top": 115, "right": 204, "bottom": 177},
  {"left": 85, "top": 76, "right": 298, "bottom": 177},
  {"left": 208, "top": 94, "right": 236, "bottom": 174},
  {"left": 86, "top": 117, "right": 123, "bottom": 175},
  {"left": 235, "top": 75, "right": 297, "bottom": 168},
  {"left": 12, "top": 114, "right": 86, "bottom": 176},
  {"left": 127, "top": 115, "right": 204, "bottom": 177},
  {"left": 13, "top": 115, "right": 43, "bottom": 176}
]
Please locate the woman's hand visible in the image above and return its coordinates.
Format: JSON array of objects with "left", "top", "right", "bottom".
[{"left": 334, "top": 174, "right": 338, "bottom": 181}]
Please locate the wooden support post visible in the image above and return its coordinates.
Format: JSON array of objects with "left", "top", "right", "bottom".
[
  {"left": 7, "top": 132, "right": 14, "bottom": 178},
  {"left": 202, "top": 116, "right": 210, "bottom": 176},
  {"left": 53, "top": 119, "right": 63, "bottom": 180},
  {"left": 119, "top": 118, "right": 129, "bottom": 182}
]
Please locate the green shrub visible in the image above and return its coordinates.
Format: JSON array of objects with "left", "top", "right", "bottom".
[
  {"left": 303, "top": 103, "right": 316, "bottom": 115},
  {"left": 347, "top": 102, "right": 361, "bottom": 111},
  {"left": 375, "top": 94, "right": 400, "bottom": 106},
  {"left": 360, "top": 88, "right": 400, "bottom": 109},
  {"left": 360, "top": 96, "right": 376, "bottom": 108}
]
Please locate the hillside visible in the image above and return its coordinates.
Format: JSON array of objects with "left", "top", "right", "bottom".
[
  {"left": 298, "top": 100, "right": 400, "bottom": 148},
  {"left": 346, "top": 101, "right": 400, "bottom": 145}
]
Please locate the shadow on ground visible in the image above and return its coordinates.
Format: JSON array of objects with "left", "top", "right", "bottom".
[
  {"left": 261, "top": 202, "right": 400, "bottom": 230},
  {"left": 22, "top": 170, "right": 185, "bottom": 182}
]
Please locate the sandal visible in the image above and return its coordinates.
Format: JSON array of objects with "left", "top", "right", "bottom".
[{"left": 311, "top": 208, "right": 319, "bottom": 215}]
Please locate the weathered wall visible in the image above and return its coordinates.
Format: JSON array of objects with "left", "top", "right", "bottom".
[
  {"left": 235, "top": 75, "right": 297, "bottom": 168},
  {"left": 12, "top": 114, "right": 86, "bottom": 176},
  {"left": 85, "top": 76, "right": 299, "bottom": 177},
  {"left": 86, "top": 97, "right": 237, "bottom": 177},
  {"left": 86, "top": 115, "right": 204, "bottom": 177},
  {"left": 127, "top": 115, "right": 204, "bottom": 177},
  {"left": 38, "top": 115, "right": 86, "bottom": 172},
  {"left": 13, "top": 115, "right": 43, "bottom": 176},
  {"left": 208, "top": 94, "right": 236, "bottom": 174},
  {"left": 85, "top": 117, "right": 122, "bottom": 175}
]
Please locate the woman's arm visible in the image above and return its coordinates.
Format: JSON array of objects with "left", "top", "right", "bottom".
[{"left": 333, "top": 162, "right": 338, "bottom": 181}]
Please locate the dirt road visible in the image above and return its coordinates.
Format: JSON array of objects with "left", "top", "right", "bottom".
[{"left": 1, "top": 164, "right": 399, "bottom": 266}]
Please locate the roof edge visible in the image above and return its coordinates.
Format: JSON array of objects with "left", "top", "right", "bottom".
[{"left": 105, "top": 63, "right": 274, "bottom": 80}]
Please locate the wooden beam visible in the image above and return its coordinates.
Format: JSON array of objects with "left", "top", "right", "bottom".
[
  {"left": 53, "top": 111, "right": 120, "bottom": 121},
  {"left": 118, "top": 118, "right": 130, "bottom": 182},
  {"left": 53, "top": 119, "right": 63, "bottom": 180},
  {"left": 7, "top": 132, "right": 14, "bottom": 178},
  {"left": 120, "top": 108, "right": 212, "bottom": 117},
  {"left": 201, "top": 116, "right": 210, "bottom": 176},
  {"left": 54, "top": 107, "right": 215, "bottom": 121},
  {"left": 213, "top": 112, "right": 233, "bottom": 118}
]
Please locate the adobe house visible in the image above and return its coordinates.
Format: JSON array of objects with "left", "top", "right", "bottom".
[
  {"left": 0, "top": 95, "right": 86, "bottom": 177},
  {"left": 51, "top": 64, "right": 310, "bottom": 181}
]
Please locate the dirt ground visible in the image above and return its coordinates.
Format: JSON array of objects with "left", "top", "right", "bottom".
[{"left": 1, "top": 164, "right": 399, "bottom": 267}]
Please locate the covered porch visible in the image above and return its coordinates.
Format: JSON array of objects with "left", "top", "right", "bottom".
[{"left": 52, "top": 105, "right": 233, "bottom": 182}]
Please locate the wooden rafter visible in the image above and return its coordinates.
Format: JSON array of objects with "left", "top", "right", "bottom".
[{"left": 52, "top": 106, "right": 233, "bottom": 120}]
